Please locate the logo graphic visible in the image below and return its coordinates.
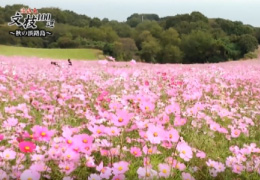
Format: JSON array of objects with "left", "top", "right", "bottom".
[{"left": 8, "top": 8, "right": 55, "bottom": 37}]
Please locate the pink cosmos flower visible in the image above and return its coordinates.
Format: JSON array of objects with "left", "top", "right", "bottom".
[
  {"left": 111, "top": 174, "right": 125, "bottom": 180},
  {"left": 109, "top": 102, "right": 123, "bottom": 111},
  {"left": 206, "top": 159, "right": 217, "bottom": 168},
  {"left": 0, "top": 134, "right": 4, "bottom": 141},
  {"left": 100, "top": 148, "right": 109, "bottom": 157},
  {"left": 19, "top": 141, "right": 36, "bottom": 153},
  {"left": 63, "top": 177, "right": 73, "bottom": 180},
  {"left": 177, "top": 142, "right": 193, "bottom": 161},
  {"left": 112, "top": 161, "right": 129, "bottom": 175},
  {"left": 209, "top": 168, "right": 218, "bottom": 177},
  {"left": 231, "top": 129, "right": 241, "bottom": 138},
  {"left": 139, "top": 101, "right": 155, "bottom": 113},
  {"left": 74, "top": 134, "right": 94, "bottom": 146},
  {"left": 146, "top": 124, "right": 164, "bottom": 144},
  {"left": 32, "top": 125, "right": 54, "bottom": 142},
  {"left": 63, "top": 149, "right": 80, "bottom": 162},
  {"left": 143, "top": 157, "right": 152, "bottom": 167},
  {"left": 130, "top": 147, "right": 142, "bottom": 157},
  {"left": 215, "top": 162, "right": 226, "bottom": 173},
  {"left": 165, "top": 128, "right": 179, "bottom": 142},
  {"left": 0, "top": 169, "right": 8, "bottom": 180},
  {"left": 30, "top": 162, "right": 49, "bottom": 172},
  {"left": 232, "top": 164, "right": 244, "bottom": 174},
  {"left": 85, "top": 155, "right": 96, "bottom": 167},
  {"left": 59, "top": 162, "right": 76, "bottom": 175},
  {"left": 137, "top": 167, "right": 157, "bottom": 180},
  {"left": 20, "top": 169, "right": 40, "bottom": 180},
  {"left": 196, "top": 151, "right": 206, "bottom": 159},
  {"left": 174, "top": 116, "right": 187, "bottom": 126},
  {"left": 143, "top": 145, "right": 157, "bottom": 155},
  {"left": 107, "top": 127, "right": 120, "bottom": 136},
  {"left": 112, "top": 110, "right": 132, "bottom": 127},
  {"left": 158, "top": 163, "right": 171, "bottom": 178},
  {"left": 96, "top": 162, "right": 112, "bottom": 179},
  {"left": 181, "top": 172, "right": 195, "bottom": 180},
  {"left": 2, "top": 149, "right": 16, "bottom": 160},
  {"left": 110, "top": 148, "right": 120, "bottom": 156},
  {"left": 88, "top": 173, "right": 101, "bottom": 180},
  {"left": 175, "top": 162, "right": 186, "bottom": 171},
  {"left": 210, "top": 123, "right": 220, "bottom": 131},
  {"left": 70, "top": 141, "right": 83, "bottom": 153},
  {"left": 88, "top": 125, "right": 106, "bottom": 137},
  {"left": 6, "top": 117, "right": 18, "bottom": 127}
]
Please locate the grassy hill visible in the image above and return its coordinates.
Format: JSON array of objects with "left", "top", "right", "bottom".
[{"left": 0, "top": 45, "right": 104, "bottom": 60}]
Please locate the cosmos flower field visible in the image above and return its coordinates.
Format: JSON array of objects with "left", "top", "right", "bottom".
[{"left": 0, "top": 56, "right": 260, "bottom": 180}]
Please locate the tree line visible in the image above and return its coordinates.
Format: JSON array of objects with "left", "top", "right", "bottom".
[{"left": 0, "top": 4, "right": 260, "bottom": 63}]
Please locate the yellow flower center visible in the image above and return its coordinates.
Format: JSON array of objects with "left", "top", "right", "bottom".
[
  {"left": 67, "top": 155, "right": 71, "bottom": 159},
  {"left": 118, "top": 166, "right": 123, "bottom": 171},
  {"left": 162, "top": 169, "right": 167, "bottom": 174},
  {"left": 97, "top": 129, "right": 101, "bottom": 134},
  {"left": 101, "top": 168, "right": 106, "bottom": 173},
  {"left": 65, "top": 166, "right": 70, "bottom": 170},
  {"left": 169, "top": 134, "right": 173, "bottom": 138},
  {"left": 83, "top": 139, "right": 88, "bottom": 143},
  {"left": 27, "top": 178, "right": 32, "bottom": 180},
  {"left": 153, "top": 132, "right": 158, "bottom": 137},
  {"left": 67, "top": 140, "right": 72, "bottom": 144},
  {"left": 5, "top": 154, "right": 10, "bottom": 158},
  {"left": 111, "top": 130, "right": 115, "bottom": 134},
  {"left": 182, "top": 150, "right": 186, "bottom": 154},
  {"left": 145, "top": 106, "right": 149, "bottom": 111},
  {"left": 148, "top": 149, "right": 153, "bottom": 153},
  {"left": 118, "top": 118, "right": 123, "bottom": 122},
  {"left": 25, "top": 146, "right": 30, "bottom": 150},
  {"left": 146, "top": 173, "right": 150, "bottom": 177},
  {"left": 41, "top": 132, "right": 46, "bottom": 136}
]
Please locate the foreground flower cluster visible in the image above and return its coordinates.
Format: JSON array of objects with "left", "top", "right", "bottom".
[{"left": 0, "top": 56, "right": 259, "bottom": 180}]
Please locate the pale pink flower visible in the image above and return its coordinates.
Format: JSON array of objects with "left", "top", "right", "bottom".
[
  {"left": 112, "top": 161, "right": 129, "bottom": 175},
  {"left": 182, "top": 172, "right": 195, "bottom": 180},
  {"left": 2, "top": 149, "right": 16, "bottom": 160},
  {"left": 177, "top": 142, "right": 193, "bottom": 161},
  {"left": 20, "top": 169, "right": 40, "bottom": 180},
  {"left": 158, "top": 163, "right": 170, "bottom": 178}
]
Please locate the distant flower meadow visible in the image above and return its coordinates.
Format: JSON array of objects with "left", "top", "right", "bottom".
[{"left": 0, "top": 56, "right": 260, "bottom": 180}]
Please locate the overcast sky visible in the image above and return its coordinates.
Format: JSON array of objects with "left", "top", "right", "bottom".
[{"left": 1, "top": 0, "right": 259, "bottom": 27}]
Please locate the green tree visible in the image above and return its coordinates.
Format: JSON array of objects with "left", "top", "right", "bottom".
[
  {"left": 160, "top": 28, "right": 181, "bottom": 46},
  {"left": 89, "top": 17, "right": 102, "bottom": 27},
  {"left": 159, "top": 45, "right": 183, "bottom": 63},
  {"left": 238, "top": 34, "right": 258, "bottom": 54},
  {"left": 57, "top": 33, "right": 79, "bottom": 48},
  {"left": 190, "top": 11, "right": 208, "bottom": 23},
  {"left": 100, "top": 26, "right": 119, "bottom": 43},
  {"left": 181, "top": 30, "right": 215, "bottom": 63},
  {"left": 254, "top": 28, "right": 260, "bottom": 43},
  {"left": 135, "top": 21, "right": 163, "bottom": 38},
  {"left": 140, "top": 37, "right": 161, "bottom": 63},
  {"left": 134, "top": 30, "right": 153, "bottom": 50},
  {"left": 127, "top": 13, "right": 159, "bottom": 27}
]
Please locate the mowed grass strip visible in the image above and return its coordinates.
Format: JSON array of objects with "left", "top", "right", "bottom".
[{"left": 0, "top": 45, "right": 104, "bottom": 60}]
